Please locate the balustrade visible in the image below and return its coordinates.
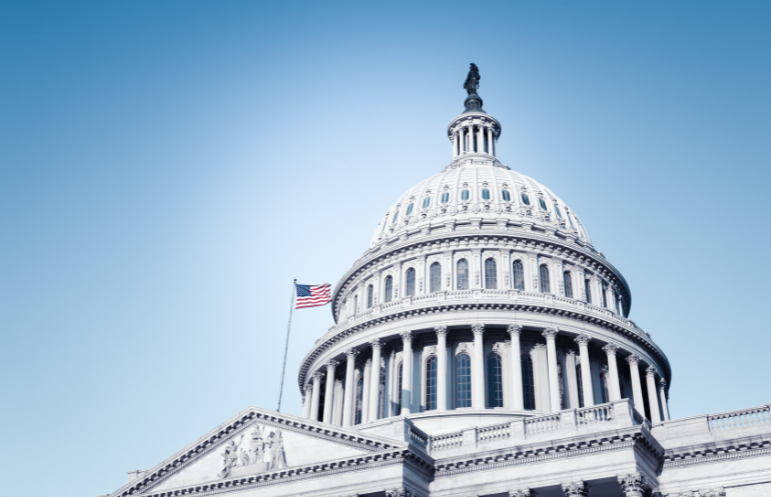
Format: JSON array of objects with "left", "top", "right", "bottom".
[
  {"left": 525, "top": 413, "right": 562, "bottom": 434},
  {"left": 708, "top": 405, "right": 771, "bottom": 431}
]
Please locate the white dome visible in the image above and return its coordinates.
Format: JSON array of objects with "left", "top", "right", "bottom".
[{"left": 370, "top": 158, "right": 592, "bottom": 248}]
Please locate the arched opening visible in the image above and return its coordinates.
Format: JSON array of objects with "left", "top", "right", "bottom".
[
  {"left": 456, "top": 353, "right": 472, "bottom": 408},
  {"left": 539, "top": 264, "right": 551, "bottom": 293},
  {"left": 486, "top": 353, "right": 504, "bottom": 408},
  {"left": 512, "top": 260, "right": 525, "bottom": 290},
  {"left": 367, "top": 285, "right": 373, "bottom": 308},
  {"left": 430, "top": 262, "right": 441, "bottom": 293},
  {"left": 384, "top": 276, "right": 393, "bottom": 303},
  {"left": 584, "top": 278, "right": 592, "bottom": 304},
  {"left": 457, "top": 259, "right": 469, "bottom": 290},
  {"left": 563, "top": 271, "right": 573, "bottom": 298},
  {"left": 405, "top": 268, "right": 416, "bottom": 297},
  {"left": 484, "top": 258, "right": 497, "bottom": 289}
]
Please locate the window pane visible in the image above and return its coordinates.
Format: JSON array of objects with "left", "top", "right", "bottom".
[
  {"left": 461, "top": 190, "right": 469, "bottom": 201},
  {"left": 422, "top": 197, "right": 430, "bottom": 209},
  {"left": 502, "top": 190, "right": 511, "bottom": 202},
  {"left": 487, "top": 353, "right": 504, "bottom": 408},
  {"left": 457, "top": 259, "right": 469, "bottom": 290},
  {"left": 405, "top": 269, "right": 416, "bottom": 297},
  {"left": 441, "top": 192, "right": 449, "bottom": 204},
  {"left": 392, "top": 211, "right": 399, "bottom": 223},
  {"left": 456, "top": 353, "right": 472, "bottom": 408},
  {"left": 484, "top": 258, "right": 497, "bottom": 289},
  {"left": 385, "top": 276, "right": 393, "bottom": 303},
  {"left": 539, "top": 264, "right": 551, "bottom": 293},
  {"left": 481, "top": 189, "right": 490, "bottom": 200},
  {"left": 512, "top": 260, "right": 525, "bottom": 290},
  {"left": 539, "top": 198, "right": 547, "bottom": 210},
  {"left": 554, "top": 204, "right": 562, "bottom": 218},
  {"left": 406, "top": 203, "right": 414, "bottom": 215},
  {"left": 522, "top": 355, "right": 535, "bottom": 410},
  {"left": 430, "top": 262, "right": 441, "bottom": 293},
  {"left": 426, "top": 357, "right": 437, "bottom": 411},
  {"left": 521, "top": 193, "right": 530, "bottom": 205},
  {"left": 563, "top": 271, "right": 573, "bottom": 298},
  {"left": 601, "top": 282, "right": 608, "bottom": 308},
  {"left": 584, "top": 278, "right": 592, "bottom": 304},
  {"left": 367, "top": 285, "right": 373, "bottom": 308}
]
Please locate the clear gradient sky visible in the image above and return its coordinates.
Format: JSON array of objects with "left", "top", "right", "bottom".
[{"left": 1, "top": 2, "right": 770, "bottom": 496}]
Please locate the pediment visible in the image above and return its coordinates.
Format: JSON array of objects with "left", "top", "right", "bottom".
[{"left": 112, "top": 407, "right": 404, "bottom": 497}]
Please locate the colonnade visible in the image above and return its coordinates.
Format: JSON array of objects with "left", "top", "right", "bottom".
[
  {"left": 302, "top": 325, "right": 669, "bottom": 426},
  {"left": 452, "top": 123, "right": 497, "bottom": 158}
]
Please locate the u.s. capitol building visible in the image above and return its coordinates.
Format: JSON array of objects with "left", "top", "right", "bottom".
[{"left": 106, "top": 66, "right": 771, "bottom": 497}]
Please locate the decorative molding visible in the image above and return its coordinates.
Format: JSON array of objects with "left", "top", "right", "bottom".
[
  {"left": 472, "top": 323, "right": 484, "bottom": 336},
  {"left": 345, "top": 348, "right": 360, "bottom": 359},
  {"left": 574, "top": 334, "right": 591, "bottom": 346},
  {"left": 646, "top": 365, "right": 658, "bottom": 378},
  {"left": 660, "top": 378, "right": 667, "bottom": 388},
  {"left": 626, "top": 354, "right": 641, "bottom": 366},
  {"left": 617, "top": 472, "right": 647, "bottom": 495},
  {"left": 327, "top": 360, "right": 339, "bottom": 370},
  {"left": 435, "top": 325, "right": 448, "bottom": 336},
  {"left": 603, "top": 342, "right": 619, "bottom": 355},
  {"left": 561, "top": 480, "right": 589, "bottom": 497},
  {"left": 507, "top": 323, "right": 523, "bottom": 336},
  {"left": 370, "top": 338, "right": 382, "bottom": 349},
  {"left": 542, "top": 328, "right": 558, "bottom": 340},
  {"left": 509, "top": 489, "right": 536, "bottom": 497},
  {"left": 386, "top": 488, "right": 414, "bottom": 497},
  {"left": 313, "top": 371, "right": 325, "bottom": 380},
  {"left": 401, "top": 331, "right": 413, "bottom": 343}
]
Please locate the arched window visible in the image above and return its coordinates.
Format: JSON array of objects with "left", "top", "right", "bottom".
[
  {"left": 384, "top": 276, "right": 393, "bottom": 303},
  {"left": 422, "top": 197, "right": 431, "bottom": 209},
  {"left": 584, "top": 278, "right": 592, "bottom": 304},
  {"left": 512, "top": 260, "right": 525, "bottom": 290},
  {"left": 392, "top": 211, "right": 399, "bottom": 223},
  {"left": 601, "top": 282, "right": 608, "bottom": 308},
  {"left": 554, "top": 204, "right": 563, "bottom": 218},
  {"left": 461, "top": 189, "right": 470, "bottom": 201},
  {"left": 484, "top": 258, "right": 497, "bottom": 289},
  {"left": 522, "top": 354, "right": 535, "bottom": 410},
  {"left": 353, "top": 295, "right": 358, "bottom": 314},
  {"left": 425, "top": 357, "right": 437, "bottom": 411},
  {"left": 539, "top": 197, "right": 547, "bottom": 210},
  {"left": 406, "top": 203, "right": 414, "bottom": 216},
  {"left": 441, "top": 192, "right": 450, "bottom": 203},
  {"left": 566, "top": 212, "right": 575, "bottom": 227},
  {"left": 405, "top": 268, "right": 416, "bottom": 297},
  {"left": 502, "top": 190, "right": 511, "bottom": 202},
  {"left": 355, "top": 377, "right": 364, "bottom": 424},
  {"left": 481, "top": 188, "right": 490, "bottom": 200},
  {"left": 456, "top": 353, "right": 472, "bottom": 408},
  {"left": 430, "top": 262, "right": 441, "bottom": 293},
  {"left": 576, "top": 364, "right": 585, "bottom": 408},
  {"left": 521, "top": 193, "right": 530, "bottom": 205},
  {"left": 563, "top": 271, "right": 573, "bottom": 298},
  {"left": 367, "top": 285, "right": 373, "bottom": 308},
  {"left": 539, "top": 264, "right": 551, "bottom": 293},
  {"left": 457, "top": 259, "right": 469, "bottom": 290},
  {"left": 487, "top": 353, "right": 504, "bottom": 408}
]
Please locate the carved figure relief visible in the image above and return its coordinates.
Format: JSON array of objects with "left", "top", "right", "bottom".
[{"left": 218, "top": 425, "right": 288, "bottom": 478}]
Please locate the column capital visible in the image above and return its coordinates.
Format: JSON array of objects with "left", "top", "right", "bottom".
[
  {"left": 625, "top": 354, "right": 641, "bottom": 366},
  {"left": 365, "top": 358, "right": 372, "bottom": 367},
  {"left": 434, "top": 325, "right": 448, "bottom": 336},
  {"left": 471, "top": 323, "right": 484, "bottom": 336},
  {"left": 370, "top": 338, "right": 382, "bottom": 350},
  {"left": 509, "top": 490, "right": 535, "bottom": 497},
  {"left": 646, "top": 365, "right": 658, "bottom": 378},
  {"left": 385, "top": 488, "right": 412, "bottom": 497},
  {"left": 507, "top": 323, "right": 523, "bottom": 336},
  {"left": 561, "top": 481, "right": 589, "bottom": 497},
  {"left": 400, "top": 331, "right": 413, "bottom": 343},
  {"left": 617, "top": 472, "right": 647, "bottom": 495},
  {"left": 313, "top": 370, "right": 325, "bottom": 380},
  {"left": 659, "top": 378, "right": 667, "bottom": 389},
  {"left": 602, "top": 342, "right": 619, "bottom": 355},
  {"left": 327, "top": 360, "right": 340, "bottom": 369},
  {"left": 304, "top": 383, "right": 314, "bottom": 393},
  {"left": 574, "top": 333, "right": 591, "bottom": 346},
  {"left": 542, "top": 328, "right": 558, "bottom": 340},
  {"left": 566, "top": 349, "right": 577, "bottom": 358},
  {"left": 345, "top": 348, "right": 360, "bottom": 359}
]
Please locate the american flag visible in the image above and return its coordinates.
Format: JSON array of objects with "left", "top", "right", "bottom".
[{"left": 295, "top": 283, "right": 332, "bottom": 309}]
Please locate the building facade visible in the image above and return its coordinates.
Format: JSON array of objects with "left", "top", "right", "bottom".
[{"left": 106, "top": 67, "right": 771, "bottom": 497}]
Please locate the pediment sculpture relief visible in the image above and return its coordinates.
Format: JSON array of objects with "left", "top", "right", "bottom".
[{"left": 219, "top": 425, "right": 287, "bottom": 479}]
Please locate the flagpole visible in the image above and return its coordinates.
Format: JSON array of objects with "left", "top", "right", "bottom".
[{"left": 276, "top": 278, "right": 296, "bottom": 412}]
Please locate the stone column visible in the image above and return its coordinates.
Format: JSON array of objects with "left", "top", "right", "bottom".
[
  {"left": 617, "top": 472, "right": 647, "bottom": 497},
  {"left": 625, "top": 354, "right": 645, "bottom": 416},
  {"left": 400, "top": 331, "right": 413, "bottom": 415},
  {"left": 478, "top": 126, "right": 484, "bottom": 153},
  {"left": 602, "top": 343, "right": 622, "bottom": 401},
  {"left": 310, "top": 371, "right": 323, "bottom": 421},
  {"left": 574, "top": 334, "right": 594, "bottom": 407},
  {"left": 388, "top": 349, "right": 397, "bottom": 417},
  {"left": 565, "top": 350, "right": 579, "bottom": 409},
  {"left": 322, "top": 360, "right": 339, "bottom": 423},
  {"left": 368, "top": 339, "right": 382, "bottom": 422},
  {"left": 303, "top": 384, "right": 313, "bottom": 419},
  {"left": 487, "top": 127, "right": 493, "bottom": 154},
  {"left": 561, "top": 480, "right": 589, "bottom": 496},
  {"left": 459, "top": 128, "right": 464, "bottom": 154},
  {"left": 646, "top": 365, "right": 662, "bottom": 423},
  {"left": 472, "top": 323, "right": 486, "bottom": 408},
  {"left": 542, "top": 328, "right": 561, "bottom": 412},
  {"left": 452, "top": 134, "right": 457, "bottom": 158},
  {"left": 507, "top": 324, "right": 524, "bottom": 410},
  {"left": 659, "top": 378, "right": 670, "bottom": 421},
  {"left": 362, "top": 359, "right": 372, "bottom": 422},
  {"left": 342, "top": 348, "right": 359, "bottom": 427},
  {"left": 436, "top": 325, "right": 448, "bottom": 411}
]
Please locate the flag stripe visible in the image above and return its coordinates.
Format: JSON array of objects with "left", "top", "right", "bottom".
[{"left": 295, "top": 283, "right": 332, "bottom": 309}]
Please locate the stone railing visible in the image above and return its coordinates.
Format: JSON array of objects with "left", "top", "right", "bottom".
[
  {"left": 708, "top": 405, "right": 771, "bottom": 431},
  {"left": 427, "top": 400, "right": 639, "bottom": 454}
]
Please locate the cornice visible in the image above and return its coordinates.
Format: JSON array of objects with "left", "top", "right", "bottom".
[
  {"left": 299, "top": 300, "right": 670, "bottom": 392},
  {"left": 663, "top": 437, "right": 771, "bottom": 469},
  {"left": 333, "top": 231, "right": 631, "bottom": 320}
]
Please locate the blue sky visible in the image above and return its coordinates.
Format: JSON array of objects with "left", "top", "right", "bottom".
[{"left": 1, "top": 2, "right": 769, "bottom": 496}]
